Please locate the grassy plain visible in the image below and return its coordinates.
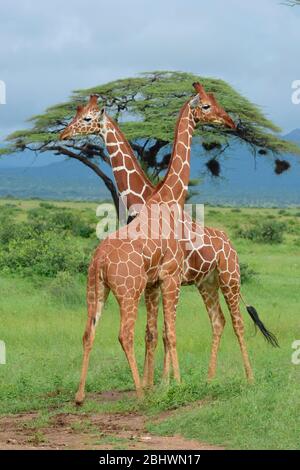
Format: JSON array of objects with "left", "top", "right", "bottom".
[{"left": 0, "top": 198, "right": 299, "bottom": 449}]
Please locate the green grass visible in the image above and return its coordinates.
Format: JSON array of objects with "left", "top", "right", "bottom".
[{"left": 0, "top": 199, "right": 300, "bottom": 449}]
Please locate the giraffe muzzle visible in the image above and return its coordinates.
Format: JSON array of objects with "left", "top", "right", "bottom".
[{"left": 59, "top": 129, "right": 71, "bottom": 140}]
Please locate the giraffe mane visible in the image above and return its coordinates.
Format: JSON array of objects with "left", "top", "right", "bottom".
[{"left": 154, "top": 98, "right": 192, "bottom": 193}]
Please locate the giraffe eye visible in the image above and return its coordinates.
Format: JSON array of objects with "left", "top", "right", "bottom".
[
  {"left": 83, "top": 117, "right": 92, "bottom": 122},
  {"left": 202, "top": 104, "right": 211, "bottom": 110}
]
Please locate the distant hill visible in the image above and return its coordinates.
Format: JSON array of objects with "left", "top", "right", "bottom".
[
  {"left": 0, "top": 131, "right": 300, "bottom": 206},
  {"left": 0, "top": 158, "right": 109, "bottom": 201},
  {"left": 284, "top": 129, "right": 300, "bottom": 143}
]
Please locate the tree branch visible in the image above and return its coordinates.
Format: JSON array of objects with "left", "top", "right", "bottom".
[{"left": 46, "top": 145, "right": 120, "bottom": 217}]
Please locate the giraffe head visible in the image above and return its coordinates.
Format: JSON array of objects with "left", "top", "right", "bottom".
[
  {"left": 60, "top": 95, "right": 106, "bottom": 140},
  {"left": 190, "top": 82, "right": 236, "bottom": 130}
]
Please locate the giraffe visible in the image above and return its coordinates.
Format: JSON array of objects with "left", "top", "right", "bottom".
[
  {"left": 60, "top": 82, "right": 238, "bottom": 404},
  {"left": 60, "top": 83, "right": 278, "bottom": 392}
]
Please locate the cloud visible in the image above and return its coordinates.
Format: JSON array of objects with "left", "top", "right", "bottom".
[{"left": 1, "top": 0, "right": 300, "bottom": 141}]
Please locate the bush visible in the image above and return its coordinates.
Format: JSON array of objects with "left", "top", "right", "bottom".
[
  {"left": 0, "top": 222, "right": 17, "bottom": 245},
  {"left": 49, "top": 211, "right": 77, "bottom": 230},
  {"left": 235, "top": 221, "right": 285, "bottom": 244},
  {"left": 72, "top": 221, "right": 94, "bottom": 238},
  {"left": 46, "top": 271, "right": 85, "bottom": 305},
  {"left": 239, "top": 262, "right": 258, "bottom": 284},
  {"left": 0, "top": 231, "right": 90, "bottom": 277},
  {"left": 39, "top": 202, "right": 55, "bottom": 209},
  {"left": 278, "top": 209, "right": 287, "bottom": 216},
  {"left": 27, "top": 207, "right": 94, "bottom": 238}
]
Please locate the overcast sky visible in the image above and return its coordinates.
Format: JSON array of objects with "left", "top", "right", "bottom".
[{"left": 0, "top": 0, "right": 300, "bottom": 141}]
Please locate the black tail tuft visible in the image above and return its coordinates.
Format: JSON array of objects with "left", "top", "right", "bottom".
[{"left": 246, "top": 305, "right": 279, "bottom": 348}]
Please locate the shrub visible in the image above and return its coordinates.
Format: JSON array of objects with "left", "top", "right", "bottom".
[
  {"left": 27, "top": 207, "right": 48, "bottom": 221},
  {"left": 72, "top": 221, "right": 94, "bottom": 238},
  {"left": 235, "top": 221, "right": 285, "bottom": 244},
  {"left": 278, "top": 209, "right": 287, "bottom": 216},
  {"left": 239, "top": 262, "right": 258, "bottom": 284},
  {"left": 294, "top": 238, "right": 300, "bottom": 247},
  {"left": 46, "top": 271, "right": 85, "bottom": 305},
  {"left": 0, "top": 231, "right": 90, "bottom": 277},
  {"left": 26, "top": 208, "right": 94, "bottom": 238},
  {"left": 0, "top": 222, "right": 17, "bottom": 245},
  {"left": 39, "top": 202, "right": 55, "bottom": 209},
  {"left": 49, "top": 211, "right": 77, "bottom": 230}
]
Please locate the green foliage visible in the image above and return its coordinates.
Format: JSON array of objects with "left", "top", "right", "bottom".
[
  {"left": 3, "top": 71, "right": 300, "bottom": 197},
  {"left": 46, "top": 271, "right": 85, "bottom": 305},
  {"left": 236, "top": 220, "right": 285, "bottom": 244},
  {"left": 39, "top": 201, "right": 55, "bottom": 210},
  {"left": 0, "top": 202, "right": 300, "bottom": 450},
  {"left": 0, "top": 204, "right": 95, "bottom": 277},
  {"left": 27, "top": 206, "right": 94, "bottom": 238},
  {"left": 239, "top": 262, "right": 258, "bottom": 284},
  {"left": 0, "top": 229, "right": 89, "bottom": 277}
]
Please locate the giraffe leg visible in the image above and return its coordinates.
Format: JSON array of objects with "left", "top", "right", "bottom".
[
  {"left": 143, "top": 284, "right": 160, "bottom": 388},
  {"left": 75, "top": 283, "right": 109, "bottom": 405},
  {"left": 220, "top": 282, "right": 254, "bottom": 382},
  {"left": 198, "top": 279, "right": 226, "bottom": 380},
  {"left": 119, "top": 300, "right": 143, "bottom": 398},
  {"left": 160, "top": 276, "right": 181, "bottom": 383},
  {"left": 162, "top": 324, "right": 171, "bottom": 383}
]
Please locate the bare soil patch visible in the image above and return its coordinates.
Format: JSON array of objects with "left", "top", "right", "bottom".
[{"left": 0, "top": 391, "right": 222, "bottom": 450}]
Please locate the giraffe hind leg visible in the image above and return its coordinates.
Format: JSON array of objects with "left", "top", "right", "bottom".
[
  {"left": 160, "top": 276, "right": 181, "bottom": 384},
  {"left": 143, "top": 283, "right": 160, "bottom": 388},
  {"left": 220, "top": 282, "right": 254, "bottom": 382},
  {"left": 119, "top": 299, "right": 143, "bottom": 398},
  {"left": 75, "top": 283, "right": 109, "bottom": 405},
  {"left": 197, "top": 279, "right": 226, "bottom": 380}
]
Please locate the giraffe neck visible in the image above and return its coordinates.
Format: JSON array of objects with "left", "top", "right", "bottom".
[
  {"left": 154, "top": 102, "right": 195, "bottom": 208},
  {"left": 100, "top": 115, "right": 154, "bottom": 213}
]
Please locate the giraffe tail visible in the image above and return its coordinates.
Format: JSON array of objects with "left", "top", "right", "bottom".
[
  {"left": 240, "top": 296, "right": 279, "bottom": 347},
  {"left": 87, "top": 256, "right": 107, "bottom": 326},
  {"left": 245, "top": 305, "right": 279, "bottom": 347}
]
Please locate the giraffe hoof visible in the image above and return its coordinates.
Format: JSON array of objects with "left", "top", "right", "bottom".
[
  {"left": 136, "top": 388, "right": 144, "bottom": 400},
  {"left": 142, "top": 380, "right": 154, "bottom": 390},
  {"left": 161, "top": 376, "right": 170, "bottom": 386},
  {"left": 75, "top": 393, "right": 85, "bottom": 406}
]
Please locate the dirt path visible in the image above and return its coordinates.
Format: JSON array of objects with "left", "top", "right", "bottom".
[{"left": 0, "top": 391, "right": 222, "bottom": 450}]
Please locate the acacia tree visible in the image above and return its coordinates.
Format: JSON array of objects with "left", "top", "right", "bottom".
[{"left": 3, "top": 71, "right": 300, "bottom": 211}]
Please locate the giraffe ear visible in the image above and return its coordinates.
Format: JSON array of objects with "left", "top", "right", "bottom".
[
  {"left": 207, "top": 93, "right": 218, "bottom": 106},
  {"left": 193, "top": 82, "right": 209, "bottom": 100},
  {"left": 76, "top": 105, "right": 84, "bottom": 115},
  {"left": 89, "top": 94, "right": 99, "bottom": 106},
  {"left": 190, "top": 94, "right": 201, "bottom": 109}
]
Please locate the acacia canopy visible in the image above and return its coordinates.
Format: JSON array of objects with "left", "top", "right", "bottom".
[{"left": 4, "top": 71, "right": 300, "bottom": 207}]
